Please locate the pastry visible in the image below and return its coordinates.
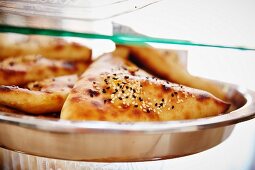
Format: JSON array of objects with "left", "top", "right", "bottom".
[
  {"left": 0, "top": 55, "right": 90, "bottom": 85},
  {"left": 125, "top": 45, "right": 227, "bottom": 101},
  {"left": 0, "top": 33, "right": 91, "bottom": 61},
  {"left": 0, "top": 75, "right": 77, "bottom": 114},
  {"left": 61, "top": 49, "right": 230, "bottom": 121}
]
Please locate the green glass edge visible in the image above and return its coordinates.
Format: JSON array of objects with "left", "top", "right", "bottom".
[{"left": 0, "top": 24, "right": 254, "bottom": 51}]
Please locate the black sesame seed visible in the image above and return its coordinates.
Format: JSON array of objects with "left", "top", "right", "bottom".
[
  {"left": 113, "top": 74, "right": 117, "bottom": 76},
  {"left": 126, "top": 96, "right": 129, "bottom": 98},
  {"left": 102, "top": 89, "right": 106, "bottom": 93},
  {"left": 139, "top": 97, "right": 143, "bottom": 101},
  {"left": 162, "top": 99, "right": 164, "bottom": 102},
  {"left": 88, "top": 89, "right": 100, "bottom": 97},
  {"left": 155, "top": 103, "right": 158, "bottom": 106},
  {"left": 160, "top": 103, "right": 163, "bottom": 106},
  {"left": 134, "top": 104, "right": 138, "bottom": 107},
  {"left": 93, "top": 82, "right": 96, "bottom": 84},
  {"left": 124, "top": 76, "right": 129, "bottom": 79},
  {"left": 113, "top": 77, "right": 118, "bottom": 80},
  {"left": 122, "top": 90, "right": 125, "bottom": 93},
  {"left": 174, "top": 92, "right": 178, "bottom": 95},
  {"left": 107, "top": 76, "right": 110, "bottom": 79},
  {"left": 146, "top": 109, "right": 150, "bottom": 113},
  {"left": 133, "top": 95, "right": 136, "bottom": 99},
  {"left": 9, "top": 61, "right": 15, "bottom": 66},
  {"left": 172, "top": 106, "right": 175, "bottom": 109},
  {"left": 133, "top": 89, "right": 136, "bottom": 93},
  {"left": 171, "top": 93, "right": 174, "bottom": 97},
  {"left": 106, "top": 87, "right": 110, "bottom": 89},
  {"left": 119, "top": 97, "right": 122, "bottom": 100},
  {"left": 117, "top": 83, "right": 120, "bottom": 86}
]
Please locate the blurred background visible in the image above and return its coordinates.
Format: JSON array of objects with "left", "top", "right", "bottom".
[
  {"left": 0, "top": 0, "right": 255, "bottom": 169},
  {"left": 112, "top": 0, "right": 255, "bottom": 169}
]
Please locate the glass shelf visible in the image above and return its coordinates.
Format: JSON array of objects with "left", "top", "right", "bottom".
[{"left": 0, "top": 7, "right": 254, "bottom": 51}]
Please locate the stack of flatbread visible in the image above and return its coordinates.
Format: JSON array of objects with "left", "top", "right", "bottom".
[{"left": 0, "top": 34, "right": 230, "bottom": 121}]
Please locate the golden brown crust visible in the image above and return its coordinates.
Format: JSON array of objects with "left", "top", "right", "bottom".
[
  {"left": 60, "top": 50, "right": 230, "bottom": 121},
  {"left": 0, "top": 75, "right": 77, "bottom": 114},
  {"left": 0, "top": 55, "right": 90, "bottom": 86},
  {"left": 0, "top": 33, "right": 92, "bottom": 61},
  {"left": 125, "top": 45, "right": 227, "bottom": 101}
]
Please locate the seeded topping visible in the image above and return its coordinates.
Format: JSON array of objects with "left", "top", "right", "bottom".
[
  {"left": 92, "top": 67, "right": 194, "bottom": 115},
  {"left": 97, "top": 69, "right": 193, "bottom": 114}
]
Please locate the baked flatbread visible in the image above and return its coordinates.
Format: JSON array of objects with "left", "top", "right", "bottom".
[
  {"left": 61, "top": 49, "right": 230, "bottom": 121},
  {"left": 0, "top": 33, "right": 91, "bottom": 61},
  {"left": 0, "top": 75, "right": 77, "bottom": 114},
  {"left": 125, "top": 45, "right": 227, "bottom": 101},
  {"left": 0, "top": 55, "right": 90, "bottom": 85}
]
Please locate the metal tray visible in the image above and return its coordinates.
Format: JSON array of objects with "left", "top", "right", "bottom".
[{"left": 0, "top": 81, "right": 254, "bottom": 162}]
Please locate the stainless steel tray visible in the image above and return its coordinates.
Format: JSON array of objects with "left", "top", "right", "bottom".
[{"left": 0, "top": 81, "right": 254, "bottom": 162}]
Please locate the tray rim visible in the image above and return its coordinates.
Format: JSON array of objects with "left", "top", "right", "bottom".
[{"left": 0, "top": 81, "right": 254, "bottom": 134}]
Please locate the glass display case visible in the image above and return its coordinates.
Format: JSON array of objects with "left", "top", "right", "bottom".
[{"left": 0, "top": 1, "right": 255, "bottom": 170}]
